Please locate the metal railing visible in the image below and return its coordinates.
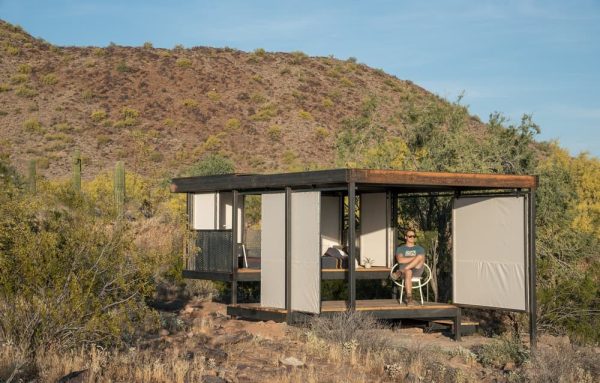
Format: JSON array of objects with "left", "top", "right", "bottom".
[{"left": 187, "top": 230, "right": 233, "bottom": 273}]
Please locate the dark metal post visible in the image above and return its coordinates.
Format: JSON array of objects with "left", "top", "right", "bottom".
[
  {"left": 529, "top": 189, "right": 537, "bottom": 351},
  {"left": 454, "top": 307, "right": 462, "bottom": 341},
  {"left": 348, "top": 182, "right": 356, "bottom": 310},
  {"left": 285, "top": 187, "right": 292, "bottom": 323},
  {"left": 231, "top": 190, "right": 239, "bottom": 305}
]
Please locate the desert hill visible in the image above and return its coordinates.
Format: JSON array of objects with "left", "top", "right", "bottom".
[{"left": 0, "top": 20, "right": 483, "bottom": 178}]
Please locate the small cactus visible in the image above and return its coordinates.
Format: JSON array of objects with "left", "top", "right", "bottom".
[
  {"left": 114, "top": 161, "right": 125, "bottom": 216},
  {"left": 28, "top": 159, "right": 36, "bottom": 193},
  {"left": 72, "top": 149, "right": 81, "bottom": 192}
]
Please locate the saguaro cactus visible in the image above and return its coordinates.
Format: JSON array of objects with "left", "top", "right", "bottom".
[
  {"left": 28, "top": 159, "right": 36, "bottom": 194},
  {"left": 72, "top": 149, "right": 81, "bottom": 192},
  {"left": 114, "top": 161, "right": 125, "bottom": 216}
]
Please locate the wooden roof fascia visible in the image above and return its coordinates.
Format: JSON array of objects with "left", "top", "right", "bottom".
[
  {"left": 349, "top": 169, "right": 538, "bottom": 190},
  {"left": 170, "top": 168, "right": 538, "bottom": 193},
  {"left": 170, "top": 169, "right": 350, "bottom": 193}
]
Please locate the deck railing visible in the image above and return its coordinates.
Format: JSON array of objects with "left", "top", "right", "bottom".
[{"left": 187, "top": 230, "right": 233, "bottom": 273}]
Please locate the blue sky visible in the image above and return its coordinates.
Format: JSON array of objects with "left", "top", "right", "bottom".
[{"left": 2, "top": 0, "right": 599, "bottom": 157}]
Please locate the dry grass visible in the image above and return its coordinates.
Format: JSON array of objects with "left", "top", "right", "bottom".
[
  {"left": 526, "top": 336, "right": 600, "bottom": 383},
  {"left": 0, "top": 344, "right": 209, "bottom": 383}
]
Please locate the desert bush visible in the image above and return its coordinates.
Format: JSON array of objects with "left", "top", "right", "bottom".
[
  {"left": 10, "top": 73, "right": 28, "bottom": 84},
  {"left": 17, "top": 64, "right": 32, "bottom": 74},
  {"left": 321, "top": 97, "right": 334, "bottom": 108},
  {"left": 22, "top": 118, "right": 43, "bottom": 133},
  {"left": 250, "top": 104, "right": 277, "bottom": 121},
  {"left": 267, "top": 125, "right": 282, "bottom": 141},
  {"left": 175, "top": 57, "right": 192, "bottom": 68},
  {"left": 290, "top": 50, "right": 307, "bottom": 64},
  {"left": 116, "top": 61, "right": 131, "bottom": 73},
  {"left": 472, "top": 334, "right": 529, "bottom": 369},
  {"left": 0, "top": 183, "right": 161, "bottom": 357},
  {"left": 298, "top": 109, "right": 313, "bottom": 120},
  {"left": 15, "top": 85, "right": 37, "bottom": 98},
  {"left": 314, "top": 127, "right": 329, "bottom": 139},
  {"left": 183, "top": 154, "right": 234, "bottom": 177},
  {"left": 225, "top": 118, "right": 241, "bottom": 131},
  {"left": 181, "top": 98, "right": 199, "bottom": 109},
  {"left": 207, "top": 90, "right": 220, "bottom": 101},
  {"left": 41, "top": 73, "right": 58, "bottom": 85},
  {"left": 114, "top": 107, "right": 139, "bottom": 128},
  {"left": 308, "top": 311, "right": 392, "bottom": 353},
  {"left": 0, "top": 83, "right": 11, "bottom": 92},
  {"left": 143, "top": 41, "right": 153, "bottom": 49},
  {"left": 184, "top": 279, "right": 218, "bottom": 299},
  {"left": 526, "top": 337, "right": 600, "bottom": 383},
  {"left": 90, "top": 109, "right": 107, "bottom": 122}
]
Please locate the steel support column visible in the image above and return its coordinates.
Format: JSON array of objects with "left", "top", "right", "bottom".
[
  {"left": 231, "top": 190, "right": 238, "bottom": 305},
  {"left": 348, "top": 182, "right": 356, "bottom": 310},
  {"left": 285, "top": 187, "right": 292, "bottom": 323},
  {"left": 529, "top": 189, "right": 537, "bottom": 351}
]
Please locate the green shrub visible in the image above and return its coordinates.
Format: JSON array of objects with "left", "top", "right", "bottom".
[
  {"left": 0, "top": 84, "right": 12, "bottom": 92},
  {"left": 472, "top": 334, "right": 530, "bottom": 369},
  {"left": 290, "top": 50, "right": 307, "bottom": 64},
  {"left": 175, "top": 57, "right": 192, "bottom": 68},
  {"left": 143, "top": 41, "right": 153, "bottom": 49},
  {"left": 17, "top": 64, "right": 32, "bottom": 74},
  {"left": 149, "top": 151, "right": 163, "bottom": 162},
  {"left": 181, "top": 99, "right": 199, "bottom": 109},
  {"left": 298, "top": 109, "right": 314, "bottom": 120},
  {"left": 90, "top": 109, "right": 107, "bottom": 122},
  {"left": 207, "top": 90, "right": 220, "bottom": 101},
  {"left": 251, "top": 75, "right": 263, "bottom": 83},
  {"left": 321, "top": 97, "right": 334, "bottom": 108},
  {"left": 10, "top": 74, "right": 28, "bottom": 84},
  {"left": 225, "top": 118, "right": 241, "bottom": 130},
  {"left": 16, "top": 86, "right": 38, "bottom": 98},
  {"left": 23, "top": 118, "right": 43, "bottom": 133},
  {"left": 315, "top": 127, "right": 329, "bottom": 139},
  {"left": 5, "top": 44, "right": 20, "bottom": 55},
  {"left": 121, "top": 107, "right": 140, "bottom": 119},
  {"left": 183, "top": 154, "right": 234, "bottom": 176},
  {"left": 250, "top": 104, "right": 278, "bottom": 121},
  {"left": 92, "top": 48, "right": 105, "bottom": 56},
  {"left": 267, "top": 125, "right": 282, "bottom": 141},
  {"left": 253, "top": 47, "right": 266, "bottom": 57},
  {"left": 96, "top": 134, "right": 111, "bottom": 146},
  {"left": 116, "top": 61, "right": 131, "bottom": 73},
  {"left": 41, "top": 73, "right": 58, "bottom": 85}
]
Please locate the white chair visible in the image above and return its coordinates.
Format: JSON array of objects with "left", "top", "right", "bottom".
[{"left": 390, "top": 263, "right": 432, "bottom": 305}]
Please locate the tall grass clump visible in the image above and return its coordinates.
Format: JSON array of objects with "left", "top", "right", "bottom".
[{"left": 308, "top": 311, "right": 392, "bottom": 353}]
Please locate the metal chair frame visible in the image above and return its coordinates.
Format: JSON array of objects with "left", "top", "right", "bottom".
[{"left": 390, "top": 263, "right": 432, "bottom": 305}]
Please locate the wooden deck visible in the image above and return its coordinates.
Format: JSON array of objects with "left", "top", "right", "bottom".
[
  {"left": 227, "top": 299, "right": 462, "bottom": 340},
  {"left": 184, "top": 266, "right": 392, "bottom": 281}
]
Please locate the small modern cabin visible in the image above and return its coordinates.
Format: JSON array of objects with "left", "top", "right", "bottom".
[{"left": 171, "top": 169, "right": 538, "bottom": 343}]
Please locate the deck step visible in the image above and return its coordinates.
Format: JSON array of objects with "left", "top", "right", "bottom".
[{"left": 427, "top": 320, "right": 479, "bottom": 335}]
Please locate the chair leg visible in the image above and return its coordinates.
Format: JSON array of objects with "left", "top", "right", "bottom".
[
  {"left": 419, "top": 284, "right": 424, "bottom": 305},
  {"left": 399, "top": 283, "right": 404, "bottom": 303}
]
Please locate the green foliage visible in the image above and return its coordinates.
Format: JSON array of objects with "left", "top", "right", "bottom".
[
  {"left": 41, "top": 73, "right": 58, "bottom": 85},
  {"left": 115, "top": 61, "right": 131, "bottom": 73},
  {"left": 207, "top": 90, "right": 220, "bottom": 101},
  {"left": 23, "top": 118, "right": 43, "bottom": 133},
  {"left": 298, "top": 109, "right": 313, "bottom": 120},
  {"left": 27, "top": 159, "right": 36, "bottom": 194},
  {"left": 175, "top": 57, "right": 192, "bottom": 68},
  {"left": 0, "top": 181, "right": 160, "bottom": 355},
  {"left": 267, "top": 124, "right": 282, "bottom": 141},
  {"left": 225, "top": 118, "right": 241, "bottom": 131},
  {"left": 15, "top": 85, "right": 37, "bottom": 98},
  {"left": 143, "top": 41, "right": 153, "bottom": 49},
  {"left": 10, "top": 73, "right": 28, "bottom": 84},
  {"left": 184, "top": 154, "right": 234, "bottom": 176},
  {"left": 473, "top": 334, "right": 530, "bottom": 368},
  {"left": 250, "top": 104, "right": 278, "bottom": 121},
  {"left": 181, "top": 98, "right": 199, "bottom": 109},
  {"left": 90, "top": 109, "right": 107, "bottom": 122}
]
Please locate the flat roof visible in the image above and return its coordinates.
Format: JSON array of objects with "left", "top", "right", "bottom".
[{"left": 171, "top": 168, "right": 537, "bottom": 193}]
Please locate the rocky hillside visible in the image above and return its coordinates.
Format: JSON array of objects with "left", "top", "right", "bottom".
[{"left": 0, "top": 20, "right": 486, "bottom": 179}]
